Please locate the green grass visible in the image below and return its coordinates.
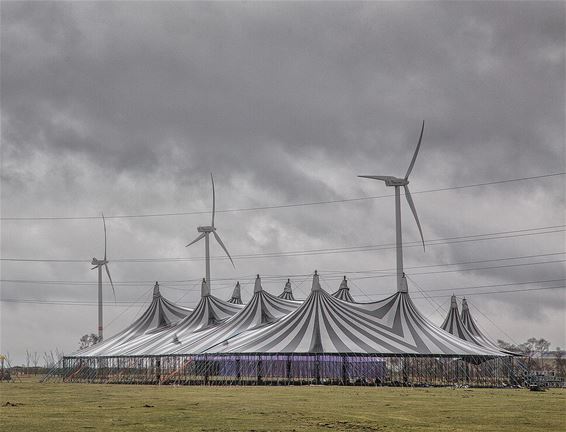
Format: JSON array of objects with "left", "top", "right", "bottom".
[{"left": 1, "top": 379, "right": 564, "bottom": 431}]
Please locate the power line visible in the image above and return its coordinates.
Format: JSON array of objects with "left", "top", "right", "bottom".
[
  {"left": 2, "top": 284, "right": 564, "bottom": 306},
  {"left": 413, "top": 278, "right": 566, "bottom": 293},
  {"left": 2, "top": 255, "right": 564, "bottom": 287},
  {"left": 425, "top": 285, "right": 565, "bottom": 298},
  {"left": 406, "top": 274, "right": 447, "bottom": 318},
  {"left": 361, "top": 259, "right": 566, "bottom": 279},
  {"left": 105, "top": 286, "right": 154, "bottom": 331},
  {"left": 2, "top": 225, "right": 564, "bottom": 264},
  {"left": 348, "top": 284, "right": 566, "bottom": 301},
  {"left": 321, "top": 251, "right": 566, "bottom": 276},
  {"left": 0, "top": 299, "right": 180, "bottom": 306},
  {"left": 467, "top": 300, "right": 519, "bottom": 346},
  {"left": 2, "top": 172, "right": 563, "bottom": 221},
  {"left": 2, "top": 250, "right": 562, "bottom": 301}
]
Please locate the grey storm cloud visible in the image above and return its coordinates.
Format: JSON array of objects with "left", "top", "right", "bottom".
[{"left": 1, "top": 1, "right": 564, "bottom": 364}]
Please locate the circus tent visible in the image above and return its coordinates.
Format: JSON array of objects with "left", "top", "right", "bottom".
[
  {"left": 59, "top": 273, "right": 517, "bottom": 386},
  {"left": 79, "top": 279, "right": 244, "bottom": 357},
  {"left": 207, "top": 272, "right": 503, "bottom": 356},
  {"left": 440, "top": 295, "right": 484, "bottom": 346},
  {"left": 75, "top": 282, "right": 192, "bottom": 357},
  {"left": 331, "top": 276, "right": 355, "bottom": 303},
  {"left": 441, "top": 296, "right": 520, "bottom": 357},
  {"left": 166, "top": 275, "right": 301, "bottom": 355},
  {"left": 72, "top": 274, "right": 504, "bottom": 358}
]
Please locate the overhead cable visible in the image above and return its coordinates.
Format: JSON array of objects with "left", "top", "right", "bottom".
[{"left": 2, "top": 172, "right": 563, "bottom": 221}]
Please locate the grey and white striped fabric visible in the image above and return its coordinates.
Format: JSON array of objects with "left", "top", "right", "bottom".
[
  {"left": 208, "top": 273, "right": 503, "bottom": 356},
  {"left": 278, "top": 279, "right": 295, "bottom": 301},
  {"left": 227, "top": 281, "right": 243, "bottom": 304},
  {"left": 85, "top": 279, "right": 243, "bottom": 356},
  {"left": 331, "top": 276, "right": 355, "bottom": 303},
  {"left": 441, "top": 295, "right": 482, "bottom": 345},
  {"left": 73, "top": 282, "right": 192, "bottom": 357},
  {"left": 166, "top": 275, "right": 301, "bottom": 354},
  {"left": 72, "top": 273, "right": 506, "bottom": 358}
]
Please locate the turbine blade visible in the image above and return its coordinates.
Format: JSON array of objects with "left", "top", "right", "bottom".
[
  {"left": 358, "top": 175, "right": 389, "bottom": 181},
  {"left": 405, "top": 120, "right": 425, "bottom": 180},
  {"left": 102, "top": 212, "right": 107, "bottom": 261},
  {"left": 104, "top": 264, "right": 116, "bottom": 302},
  {"left": 211, "top": 173, "right": 216, "bottom": 228},
  {"left": 212, "top": 231, "right": 235, "bottom": 268},
  {"left": 404, "top": 185, "right": 425, "bottom": 251},
  {"left": 186, "top": 232, "right": 206, "bottom": 247},
  {"left": 91, "top": 265, "right": 99, "bottom": 270}
]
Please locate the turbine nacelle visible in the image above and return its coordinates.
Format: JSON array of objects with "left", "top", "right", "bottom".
[
  {"left": 197, "top": 226, "right": 215, "bottom": 233},
  {"left": 91, "top": 257, "right": 108, "bottom": 268},
  {"left": 358, "top": 175, "right": 408, "bottom": 187}
]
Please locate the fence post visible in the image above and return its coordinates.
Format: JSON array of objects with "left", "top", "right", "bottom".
[
  {"left": 257, "top": 356, "right": 263, "bottom": 385},
  {"left": 342, "top": 356, "right": 348, "bottom": 385}
]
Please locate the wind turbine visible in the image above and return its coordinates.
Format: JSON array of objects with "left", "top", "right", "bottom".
[
  {"left": 91, "top": 212, "right": 116, "bottom": 341},
  {"left": 186, "top": 174, "right": 235, "bottom": 296},
  {"left": 359, "top": 121, "right": 426, "bottom": 293}
]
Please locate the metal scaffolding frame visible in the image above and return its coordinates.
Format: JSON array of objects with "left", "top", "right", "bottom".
[{"left": 49, "top": 353, "right": 522, "bottom": 387}]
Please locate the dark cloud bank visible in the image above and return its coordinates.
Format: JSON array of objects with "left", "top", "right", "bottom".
[{"left": 1, "top": 1, "right": 564, "bottom": 364}]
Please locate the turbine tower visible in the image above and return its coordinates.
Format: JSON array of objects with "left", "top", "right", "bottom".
[
  {"left": 186, "top": 174, "right": 235, "bottom": 295},
  {"left": 91, "top": 212, "right": 116, "bottom": 341},
  {"left": 359, "top": 121, "right": 426, "bottom": 293}
]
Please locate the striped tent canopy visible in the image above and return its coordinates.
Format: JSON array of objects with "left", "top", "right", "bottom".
[
  {"left": 440, "top": 295, "right": 482, "bottom": 346},
  {"left": 331, "top": 276, "right": 355, "bottom": 303},
  {"left": 227, "top": 281, "right": 243, "bottom": 304},
  {"left": 460, "top": 298, "right": 516, "bottom": 355},
  {"left": 74, "top": 282, "right": 192, "bottom": 357},
  {"left": 166, "top": 275, "right": 302, "bottom": 354},
  {"left": 278, "top": 279, "right": 295, "bottom": 301},
  {"left": 104, "top": 279, "right": 244, "bottom": 356},
  {"left": 207, "top": 272, "right": 503, "bottom": 356}
]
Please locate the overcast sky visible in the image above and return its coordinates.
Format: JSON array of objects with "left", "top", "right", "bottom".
[{"left": 1, "top": 1, "right": 564, "bottom": 365}]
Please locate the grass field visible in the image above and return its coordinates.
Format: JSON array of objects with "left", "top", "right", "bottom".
[{"left": 1, "top": 379, "right": 564, "bottom": 431}]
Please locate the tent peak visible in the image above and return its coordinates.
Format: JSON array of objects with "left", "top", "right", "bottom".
[
  {"left": 201, "top": 278, "right": 210, "bottom": 297},
  {"left": 153, "top": 281, "right": 161, "bottom": 298},
  {"left": 279, "top": 278, "right": 295, "bottom": 300},
  {"left": 311, "top": 270, "right": 322, "bottom": 292},
  {"left": 332, "top": 275, "right": 355, "bottom": 302},
  {"left": 254, "top": 274, "right": 263, "bottom": 293},
  {"left": 399, "top": 273, "right": 408, "bottom": 293},
  {"left": 228, "top": 281, "right": 243, "bottom": 304}
]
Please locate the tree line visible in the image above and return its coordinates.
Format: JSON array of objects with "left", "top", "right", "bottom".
[{"left": 498, "top": 337, "right": 565, "bottom": 376}]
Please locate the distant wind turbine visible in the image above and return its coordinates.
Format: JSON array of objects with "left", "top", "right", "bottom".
[
  {"left": 186, "top": 174, "right": 235, "bottom": 296},
  {"left": 359, "top": 121, "right": 426, "bottom": 293},
  {"left": 91, "top": 212, "right": 116, "bottom": 341}
]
